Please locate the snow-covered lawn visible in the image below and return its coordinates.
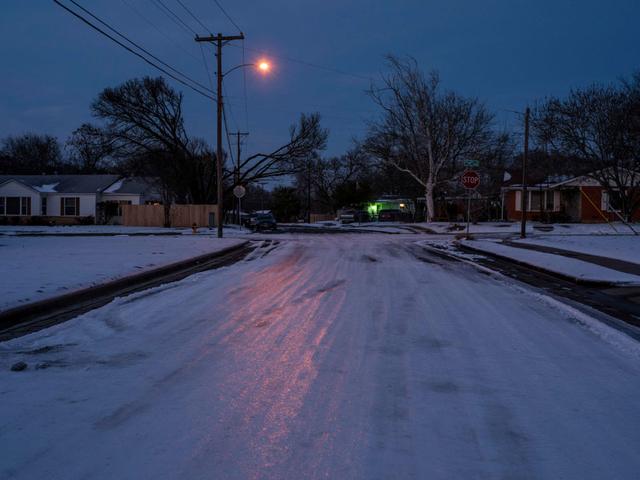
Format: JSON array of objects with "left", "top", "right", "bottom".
[
  {"left": 460, "top": 239, "right": 640, "bottom": 285},
  {"left": 0, "top": 235, "right": 246, "bottom": 311},
  {"left": 514, "top": 235, "right": 640, "bottom": 264},
  {"left": 420, "top": 221, "right": 637, "bottom": 235},
  {"left": 2, "top": 235, "right": 640, "bottom": 479}
]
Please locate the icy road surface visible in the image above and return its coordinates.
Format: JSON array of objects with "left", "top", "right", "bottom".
[{"left": 2, "top": 235, "right": 640, "bottom": 479}]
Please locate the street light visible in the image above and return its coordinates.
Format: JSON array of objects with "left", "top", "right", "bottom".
[
  {"left": 195, "top": 30, "right": 272, "bottom": 238},
  {"left": 224, "top": 60, "right": 272, "bottom": 78}
]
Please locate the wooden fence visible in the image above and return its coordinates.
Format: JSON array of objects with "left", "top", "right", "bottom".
[
  {"left": 122, "top": 204, "right": 217, "bottom": 227},
  {"left": 310, "top": 213, "right": 335, "bottom": 223}
]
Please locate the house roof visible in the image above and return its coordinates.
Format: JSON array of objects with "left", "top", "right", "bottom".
[
  {"left": 502, "top": 167, "right": 640, "bottom": 190},
  {"left": 0, "top": 175, "right": 121, "bottom": 194},
  {"left": 103, "top": 177, "right": 157, "bottom": 195}
]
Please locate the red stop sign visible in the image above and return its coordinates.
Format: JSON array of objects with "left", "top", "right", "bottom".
[{"left": 461, "top": 170, "right": 480, "bottom": 190}]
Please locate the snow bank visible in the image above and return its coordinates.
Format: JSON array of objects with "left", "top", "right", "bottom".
[
  {"left": 460, "top": 239, "right": 640, "bottom": 285},
  {"left": 0, "top": 236, "right": 245, "bottom": 311},
  {"left": 515, "top": 235, "right": 640, "bottom": 264}
]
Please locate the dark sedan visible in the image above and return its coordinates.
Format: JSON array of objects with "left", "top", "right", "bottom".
[{"left": 252, "top": 213, "right": 277, "bottom": 231}]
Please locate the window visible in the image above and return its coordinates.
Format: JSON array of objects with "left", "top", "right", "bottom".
[
  {"left": 529, "top": 191, "right": 544, "bottom": 211},
  {"left": 41, "top": 197, "right": 47, "bottom": 216},
  {"left": 602, "top": 190, "right": 622, "bottom": 212},
  {"left": 21, "top": 197, "right": 31, "bottom": 215},
  {"left": 61, "top": 197, "right": 80, "bottom": 216},
  {"left": 6, "top": 197, "right": 20, "bottom": 215},
  {"left": 527, "top": 191, "right": 557, "bottom": 212},
  {"left": 0, "top": 196, "right": 31, "bottom": 216}
]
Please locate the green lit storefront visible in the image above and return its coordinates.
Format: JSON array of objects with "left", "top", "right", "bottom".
[{"left": 365, "top": 197, "right": 416, "bottom": 219}]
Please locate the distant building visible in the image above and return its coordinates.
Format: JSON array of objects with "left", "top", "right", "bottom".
[
  {"left": 0, "top": 175, "right": 160, "bottom": 224},
  {"left": 501, "top": 170, "right": 640, "bottom": 223},
  {"left": 366, "top": 196, "right": 416, "bottom": 218}
]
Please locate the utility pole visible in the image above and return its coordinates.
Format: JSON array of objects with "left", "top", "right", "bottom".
[
  {"left": 520, "top": 107, "right": 530, "bottom": 239},
  {"left": 229, "top": 131, "right": 249, "bottom": 225},
  {"left": 195, "top": 33, "right": 245, "bottom": 238}
]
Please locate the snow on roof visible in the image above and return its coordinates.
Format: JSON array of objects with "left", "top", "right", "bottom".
[
  {"left": 104, "top": 179, "right": 124, "bottom": 193},
  {"left": 33, "top": 182, "right": 59, "bottom": 193}
]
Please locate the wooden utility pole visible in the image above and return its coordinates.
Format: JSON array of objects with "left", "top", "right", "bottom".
[
  {"left": 229, "top": 131, "right": 249, "bottom": 224},
  {"left": 195, "top": 33, "right": 245, "bottom": 238},
  {"left": 520, "top": 107, "right": 530, "bottom": 239}
]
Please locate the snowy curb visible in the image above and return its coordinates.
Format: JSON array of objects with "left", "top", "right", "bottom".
[
  {"left": 0, "top": 241, "right": 251, "bottom": 331},
  {"left": 457, "top": 240, "right": 640, "bottom": 287}
]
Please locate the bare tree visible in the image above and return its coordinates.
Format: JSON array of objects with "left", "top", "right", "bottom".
[
  {"left": 66, "top": 123, "right": 114, "bottom": 173},
  {"left": 534, "top": 77, "right": 640, "bottom": 220},
  {"left": 233, "top": 113, "right": 328, "bottom": 187},
  {"left": 0, "top": 133, "right": 64, "bottom": 174},
  {"left": 302, "top": 147, "right": 370, "bottom": 213},
  {"left": 91, "top": 77, "right": 327, "bottom": 209},
  {"left": 365, "top": 56, "right": 496, "bottom": 221}
]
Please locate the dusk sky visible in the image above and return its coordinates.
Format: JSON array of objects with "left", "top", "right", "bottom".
[{"left": 2, "top": 0, "right": 639, "bottom": 160}]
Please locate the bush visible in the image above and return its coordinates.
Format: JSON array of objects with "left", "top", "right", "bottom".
[{"left": 78, "top": 215, "right": 95, "bottom": 225}]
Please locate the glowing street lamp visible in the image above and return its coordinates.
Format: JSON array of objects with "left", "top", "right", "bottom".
[{"left": 257, "top": 60, "right": 271, "bottom": 73}]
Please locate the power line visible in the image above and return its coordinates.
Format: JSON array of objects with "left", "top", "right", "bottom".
[
  {"left": 241, "top": 40, "right": 250, "bottom": 132},
  {"left": 174, "top": 0, "right": 212, "bottom": 33},
  {"left": 148, "top": 0, "right": 197, "bottom": 36},
  {"left": 198, "top": 43, "right": 215, "bottom": 92},
  {"left": 66, "top": 0, "right": 213, "bottom": 94},
  {"left": 211, "top": 0, "right": 243, "bottom": 34},
  {"left": 120, "top": 0, "right": 200, "bottom": 62},
  {"left": 222, "top": 104, "right": 235, "bottom": 166},
  {"left": 222, "top": 83, "right": 239, "bottom": 132},
  {"left": 53, "top": 0, "right": 216, "bottom": 100},
  {"left": 235, "top": 43, "right": 371, "bottom": 82}
]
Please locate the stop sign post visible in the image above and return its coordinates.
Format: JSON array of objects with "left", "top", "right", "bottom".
[
  {"left": 461, "top": 169, "right": 480, "bottom": 238},
  {"left": 233, "top": 185, "right": 246, "bottom": 227}
]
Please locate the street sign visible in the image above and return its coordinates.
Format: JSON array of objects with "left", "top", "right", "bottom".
[
  {"left": 464, "top": 159, "right": 480, "bottom": 168},
  {"left": 461, "top": 170, "right": 480, "bottom": 190},
  {"left": 233, "top": 185, "right": 246, "bottom": 199}
]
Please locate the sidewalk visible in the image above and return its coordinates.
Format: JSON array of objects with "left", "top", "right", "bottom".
[
  {"left": 503, "top": 240, "right": 640, "bottom": 276},
  {"left": 459, "top": 238, "right": 640, "bottom": 286}
]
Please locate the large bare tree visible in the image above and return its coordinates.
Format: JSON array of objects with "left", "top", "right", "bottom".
[
  {"left": 534, "top": 76, "right": 640, "bottom": 221},
  {"left": 91, "top": 77, "right": 327, "bottom": 208},
  {"left": 365, "top": 56, "right": 496, "bottom": 221}
]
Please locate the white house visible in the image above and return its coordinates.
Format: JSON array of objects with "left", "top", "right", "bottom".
[{"left": 0, "top": 175, "right": 160, "bottom": 224}]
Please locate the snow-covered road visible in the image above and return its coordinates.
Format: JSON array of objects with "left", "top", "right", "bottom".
[{"left": 2, "top": 235, "right": 640, "bottom": 479}]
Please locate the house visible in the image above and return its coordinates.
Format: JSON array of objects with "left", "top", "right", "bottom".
[
  {"left": 501, "top": 171, "right": 640, "bottom": 223},
  {"left": 366, "top": 196, "right": 416, "bottom": 217},
  {"left": 0, "top": 175, "right": 160, "bottom": 225}
]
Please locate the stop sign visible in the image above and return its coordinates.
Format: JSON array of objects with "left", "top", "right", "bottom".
[
  {"left": 461, "top": 170, "right": 480, "bottom": 190},
  {"left": 233, "top": 185, "right": 246, "bottom": 199}
]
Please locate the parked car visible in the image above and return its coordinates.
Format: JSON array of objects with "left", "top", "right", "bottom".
[
  {"left": 339, "top": 209, "right": 357, "bottom": 224},
  {"left": 378, "top": 209, "right": 402, "bottom": 222},
  {"left": 252, "top": 212, "right": 277, "bottom": 231}
]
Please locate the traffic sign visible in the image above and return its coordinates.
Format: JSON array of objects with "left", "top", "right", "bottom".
[
  {"left": 464, "top": 159, "right": 480, "bottom": 168},
  {"left": 233, "top": 185, "right": 246, "bottom": 198},
  {"left": 461, "top": 170, "right": 480, "bottom": 190}
]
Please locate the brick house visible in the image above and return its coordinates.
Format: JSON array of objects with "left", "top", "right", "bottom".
[{"left": 502, "top": 171, "right": 640, "bottom": 223}]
